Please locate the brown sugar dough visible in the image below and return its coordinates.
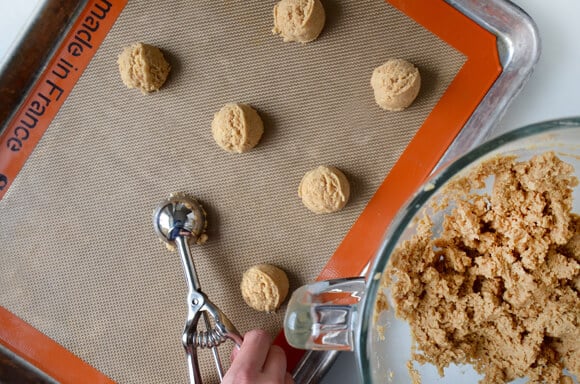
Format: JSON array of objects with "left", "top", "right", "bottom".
[
  {"left": 211, "top": 103, "right": 264, "bottom": 153},
  {"left": 299, "top": 166, "right": 350, "bottom": 214},
  {"left": 383, "top": 152, "right": 579, "bottom": 383},
  {"left": 272, "top": 0, "right": 325, "bottom": 43},
  {"left": 371, "top": 59, "right": 421, "bottom": 111},
  {"left": 241, "top": 264, "right": 289, "bottom": 312},
  {"left": 117, "top": 43, "right": 170, "bottom": 94}
]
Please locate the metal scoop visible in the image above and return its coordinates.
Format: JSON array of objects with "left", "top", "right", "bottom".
[{"left": 153, "top": 193, "right": 242, "bottom": 383}]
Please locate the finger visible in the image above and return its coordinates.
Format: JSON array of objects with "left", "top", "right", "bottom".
[
  {"left": 230, "top": 345, "right": 240, "bottom": 363},
  {"left": 263, "top": 345, "right": 287, "bottom": 379},
  {"left": 231, "top": 329, "right": 272, "bottom": 372},
  {"left": 285, "top": 371, "right": 295, "bottom": 384}
]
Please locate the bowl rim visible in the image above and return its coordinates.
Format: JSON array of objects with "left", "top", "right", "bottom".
[{"left": 356, "top": 116, "right": 580, "bottom": 382}]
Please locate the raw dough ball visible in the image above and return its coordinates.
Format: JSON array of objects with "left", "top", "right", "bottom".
[
  {"left": 272, "top": 0, "right": 325, "bottom": 43},
  {"left": 299, "top": 166, "right": 350, "bottom": 213},
  {"left": 212, "top": 103, "right": 264, "bottom": 153},
  {"left": 118, "top": 43, "right": 171, "bottom": 94},
  {"left": 371, "top": 59, "right": 421, "bottom": 111},
  {"left": 241, "top": 264, "right": 289, "bottom": 312}
]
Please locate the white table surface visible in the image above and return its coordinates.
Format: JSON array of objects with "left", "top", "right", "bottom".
[
  {"left": 0, "top": 0, "right": 42, "bottom": 66},
  {"left": 322, "top": 0, "right": 580, "bottom": 383},
  {"left": 1, "top": 1, "right": 579, "bottom": 383}
]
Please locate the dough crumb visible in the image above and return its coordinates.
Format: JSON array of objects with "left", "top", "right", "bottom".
[
  {"left": 118, "top": 43, "right": 170, "bottom": 94},
  {"left": 406, "top": 361, "right": 422, "bottom": 384},
  {"left": 299, "top": 166, "right": 350, "bottom": 213},
  {"left": 373, "top": 289, "right": 388, "bottom": 325},
  {"left": 212, "top": 103, "right": 264, "bottom": 153},
  {"left": 241, "top": 264, "right": 290, "bottom": 312},
  {"left": 383, "top": 152, "right": 579, "bottom": 383},
  {"left": 376, "top": 325, "right": 386, "bottom": 341},
  {"left": 371, "top": 59, "right": 421, "bottom": 111},
  {"left": 196, "top": 233, "right": 208, "bottom": 245},
  {"left": 163, "top": 232, "right": 207, "bottom": 252},
  {"left": 272, "top": 0, "right": 325, "bottom": 43}
]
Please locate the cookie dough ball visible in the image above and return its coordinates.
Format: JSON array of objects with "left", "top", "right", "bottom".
[
  {"left": 241, "top": 264, "right": 290, "bottom": 312},
  {"left": 299, "top": 166, "right": 350, "bottom": 213},
  {"left": 272, "top": 0, "right": 325, "bottom": 43},
  {"left": 371, "top": 59, "right": 421, "bottom": 111},
  {"left": 212, "top": 103, "right": 264, "bottom": 153},
  {"left": 118, "top": 43, "right": 171, "bottom": 94}
]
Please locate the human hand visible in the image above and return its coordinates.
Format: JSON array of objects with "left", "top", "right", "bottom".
[{"left": 222, "top": 329, "right": 294, "bottom": 384}]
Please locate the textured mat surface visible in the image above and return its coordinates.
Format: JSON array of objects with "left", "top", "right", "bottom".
[{"left": 0, "top": 1, "right": 464, "bottom": 382}]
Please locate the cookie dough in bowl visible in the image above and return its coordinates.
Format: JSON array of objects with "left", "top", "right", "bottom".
[
  {"left": 371, "top": 59, "right": 421, "bottom": 111},
  {"left": 299, "top": 166, "right": 350, "bottom": 213},
  {"left": 384, "top": 151, "right": 580, "bottom": 384},
  {"left": 211, "top": 103, "right": 264, "bottom": 153},
  {"left": 272, "top": 0, "right": 326, "bottom": 43},
  {"left": 117, "top": 43, "right": 171, "bottom": 94},
  {"left": 241, "top": 264, "right": 290, "bottom": 312}
]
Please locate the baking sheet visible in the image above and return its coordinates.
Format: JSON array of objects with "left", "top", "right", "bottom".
[{"left": 0, "top": 1, "right": 467, "bottom": 383}]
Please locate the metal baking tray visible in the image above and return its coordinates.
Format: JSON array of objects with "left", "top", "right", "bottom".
[{"left": 0, "top": 0, "right": 539, "bottom": 382}]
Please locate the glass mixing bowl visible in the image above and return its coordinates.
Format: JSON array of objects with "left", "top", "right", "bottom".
[{"left": 284, "top": 118, "right": 580, "bottom": 383}]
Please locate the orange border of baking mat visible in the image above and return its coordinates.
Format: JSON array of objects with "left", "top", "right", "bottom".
[
  {"left": 0, "top": 0, "right": 500, "bottom": 381},
  {"left": 275, "top": 0, "right": 502, "bottom": 371},
  {"left": 0, "top": 0, "right": 125, "bottom": 382}
]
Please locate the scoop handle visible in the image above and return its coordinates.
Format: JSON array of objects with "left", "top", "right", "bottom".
[{"left": 283, "top": 277, "right": 366, "bottom": 351}]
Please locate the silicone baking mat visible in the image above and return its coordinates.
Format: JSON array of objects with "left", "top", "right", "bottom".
[{"left": 0, "top": 0, "right": 500, "bottom": 382}]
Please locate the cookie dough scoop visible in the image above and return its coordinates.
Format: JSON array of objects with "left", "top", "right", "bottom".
[{"left": 153, "top": 193, "right": 242, "bottom": 383}]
